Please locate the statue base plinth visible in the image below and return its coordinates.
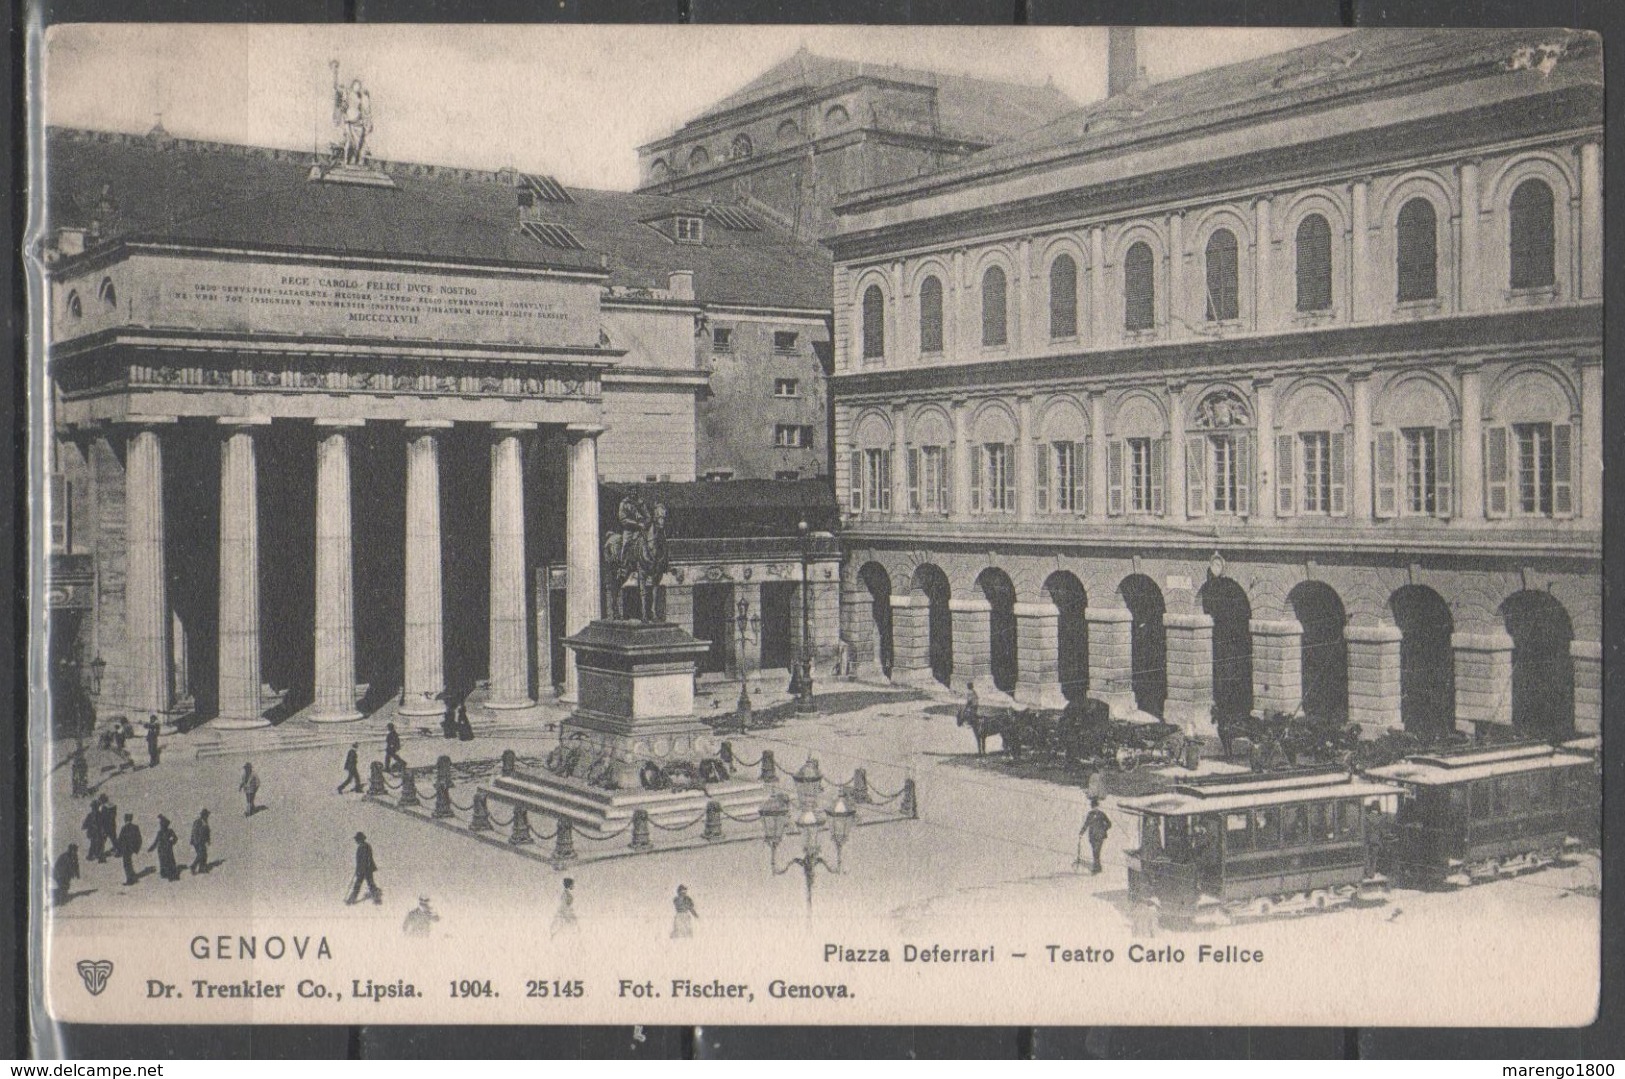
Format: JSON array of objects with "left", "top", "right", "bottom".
[{"left": 309, "top": 162, "right": 397, "bottom": 188}]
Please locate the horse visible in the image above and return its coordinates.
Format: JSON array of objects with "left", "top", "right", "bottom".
[
  {"left": 958, "top": 703, "right": 1013, "bottom": 757},
  {"left": 602, "top": 504, "right": 669, "bottom": 621}
]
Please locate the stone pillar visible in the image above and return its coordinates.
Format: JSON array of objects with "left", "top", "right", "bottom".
[
  {"left": 486, "top": 424, "right": 535, "bottom": 710},
  {"left": 310, "top": 420, "right": 362, "bottom": 723},
  {"left": 1013, "top": 601, "right": 1064, "bottom": 710},
  {"left": 123, "top": 420, "right": 173, "bottom": 720},
  {"left": 1089, "top": 226, "right": 1108, "bottom": 346},
  {"left": 949, "top": 596, "right": 992, "bottom": 688},
  {"left": 1015, "top": 394, "right": 1035, "bottom": 522},
  {"left": 810, "top": 577, "right": 840, "bottom": 664},
  {"left": 891, "top": 402, "right": 908, "bottom": 514},
  {"left": 1167, "top": 383, "right": 1187, "bottom": 521},
  {"left": 841, "top": 570, "right": 878, "bottom": 676},
  {"left": 1253, "top": 195, "right": 1272, "bottom": 331},
  {"left": 1089, "top": 392, "right": 1108, "bottom": 521},
  {"left": 664, "top": 584, "right": 694, "bottom": 633},
  {"left": 1579, "top": 360, "right": 1602, "bottom": 522},
  {"left": 1579, "top": 141, "right": 1602, "bottom": 300},
  {"left": 1571, "top": 639, "right": 1601, "bottom": 736},
  {"left": 1166, "top": 211, "right": 1185, "bottom": 336},
  {"left": 1458, "top": 159, "right": 1482, "bottom": 311},
  {"left": 1163, "top": 612, "right": 1215, "bottom": 736},
  {"left": 215, "top": 418, "right": 269, "bottom": 729},
  {"left": 950, "top": 399, "right": 970, "bottom": 518},
  {"left": 561, "top": 424, "right": 602, "bottom": 702},
  {"left": 888, "top": 595, "right": 933, "bottom": 685},
  {"left": 1345, "top": 621, "right": 1402, "bottom": 734},
  {"left": 1453, "top": 629, "right": 1513, "bottom": 732},
  {"left": 1086, "top": 605, "right": 1136, "bottom": 717},
  {"left": 1350, "top": 177, "right": 1371, "bottom": 322},
  {"left": 399, "top": 420, "right": 449, "bottom": 717},
  {"left": 1255, "top": 377, "right": 1276, "bottom": 520},
  {"left": 1350, "top": 371, "right": 1373, "bottom": 521},
  {"left": 1251, "top": 618, "right": 1304, "bottom": 718},
  {"left": 1457, "top": 363, "right": 1484, "bottom": 522}
]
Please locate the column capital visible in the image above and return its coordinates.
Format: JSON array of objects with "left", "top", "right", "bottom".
[
  {"left": 314, "top": 418, "right": 366, "bottom": 429},
  {"left": 1347, "top": 366, "right": 1374, "bottom": 383},
  {"left": 1454, "top": 359, "right": 1486, "bottom": 377},
  {"left": 1574, "top": 354, "right": 1603, "bottom": 370},
  {"left": 405, "top": 419, "right": 454, "bottom": 430},
  {"left": 122, "top": 414, "right": 178, "bottom": 427},
  {"left": 1252, "top": 374, "right": 1275, "bottom": 390},
  {"left": 217, "top": 415, "right": 273, "bottom": 427},
  {"left": 1457, "top": 156, "right": 1484, "bottom": 172},
  {"left": 491, "top": 421, "right": 539, "bottom": 432},
  {"left": 566, "top": 423, "right": 605, "bottom": 439}
]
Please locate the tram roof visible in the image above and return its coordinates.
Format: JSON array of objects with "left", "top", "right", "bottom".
[
  {"left": 1118, "top": 776, "right": 1405, "bottom": 817},
  {"left": 1365, "top": 746, "right": 1593, "bottom": 786}
]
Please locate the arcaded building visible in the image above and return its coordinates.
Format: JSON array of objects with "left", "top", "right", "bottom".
[{"left": 827, "top": 30, "right": 1602, "bottom": 743}]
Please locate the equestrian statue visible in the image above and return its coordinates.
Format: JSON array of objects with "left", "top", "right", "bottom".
[{"left": 602, "top": 494, "right": 669, "bottom": 622}]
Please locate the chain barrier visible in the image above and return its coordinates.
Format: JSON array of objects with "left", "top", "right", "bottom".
[{"left": 647, "top": 812, "right": 708, "bottom": 833}]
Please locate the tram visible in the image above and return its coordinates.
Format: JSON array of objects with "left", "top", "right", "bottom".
[
  {"left": 1365, "top": 742, "right": 1597, "bottom": 887},
  {"left": 1120, "top": 769, "right": 1404, "bottom": 924}
]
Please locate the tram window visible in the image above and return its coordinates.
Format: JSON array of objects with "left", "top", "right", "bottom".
[
  {"left": 1309, "top": 803, "right": 1335, "bottom": 841},
  {"left": 1492, "top": 777, "right": 1510, "bottom": 817},
  {"left": 1533, "top": 771, "right": 1557, "bottom": 807},
  {"left": 1225, "top": 812, "right": 1252, "bottom": 853},
  {"left": 1252, "top": 808, "right": 1282, "bottom": 849},
  {"left": 1140, "top": 815, "right": 1163, "bottom": 854},
  {"left": 1470, "top": 780, "right": 1493, "bottom": 820},
  {"left": 1336, "top": 800, "right": 1361, "bottom": 840},
  {"left": 1283, "top": 805, "right": 1310, "bottom": 847},
  {"left": 1165, "top": 816, "right": 1192, "bottom": 860}
]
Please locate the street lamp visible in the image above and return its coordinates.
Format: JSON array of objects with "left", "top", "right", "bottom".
[
  {"left": 792, "top": 519, "right": 817, "bottom": 714},
  {"left": 734, "top": 598, "right": 761, "bottom": 722},
  {"left": 760, "top": 760, "right": 856, "bottom": 911}
]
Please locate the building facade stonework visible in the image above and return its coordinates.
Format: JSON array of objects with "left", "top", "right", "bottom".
[{"left": 826, "top": 29, "right": 1602, "bottom": 744}]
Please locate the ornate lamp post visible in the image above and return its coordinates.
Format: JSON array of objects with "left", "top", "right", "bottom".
[
  {"left": 761, "top": 759, "right": 856, "bottom": 910},
  {"left": 734, "top": 598, "right": 760, "bottom": 717},
  {"left": 794, "top": 519, "right": 817, "bottom": 714}
]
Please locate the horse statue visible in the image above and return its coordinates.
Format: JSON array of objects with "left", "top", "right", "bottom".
[{"left": 602, "top": 496, "right": 669, "bottom": 621}]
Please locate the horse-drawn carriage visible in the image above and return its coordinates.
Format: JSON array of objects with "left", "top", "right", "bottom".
[
  {"left": 959, "top": 697, "right": 1185, "bottom": 772},
  {"left": 1213, "top": 709, "right": 1364, "bottom": 769}
]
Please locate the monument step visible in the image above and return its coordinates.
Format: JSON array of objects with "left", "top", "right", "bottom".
[{"left": 482, "top": 771, "right": 769, "bottom": 837}]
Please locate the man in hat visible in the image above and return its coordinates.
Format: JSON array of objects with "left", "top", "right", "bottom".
[
  {"left": 337, "top": 744, "right": 363, "bottom": 794},
  {"left": 144, "top": 715, "right": 162, "bottom": 768},
  {"left": 97, "top": 797, "right": 118, "bottom": 863},
  {"left": 1081, "top": 797, "right": 1113, "bottom": 875},
  {"left": 70, "top": 748, "right": 90, "bottom": 798},
  {"left": 52, "top": 843, "right": 81, "bottom": 904},
  {"left": 239, "top": 762, "right": 260, "bottom": 816},
  {"left": 384, "top": 723, "right": 403, "bottom": 774},
  {"left": 82, "top": 794, "right": 107, "bottom": 863},
  {"left": 346, "top": 832, "right": 382, "bottom": 905},
  {"left": 189, "top": 809, "right": 212, "bottom": 874},
  {"left": 116, "top": 812, "right": 143, "bottom": 886}
]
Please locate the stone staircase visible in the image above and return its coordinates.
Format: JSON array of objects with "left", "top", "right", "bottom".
[{"left": 482, "top": 767, "right": 769, "bottom": 839}]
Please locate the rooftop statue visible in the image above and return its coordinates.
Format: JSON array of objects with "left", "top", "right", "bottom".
[{"left": 331, "top": 61, "right": 374, "bottom": 167}]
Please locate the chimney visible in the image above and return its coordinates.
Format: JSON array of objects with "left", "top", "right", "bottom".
[
  {"left": 668, "top": 270, "right": 694, "bottom": 299},
  {"left": 1107, "top": 27, "right": 1138, "bottom": 97}
]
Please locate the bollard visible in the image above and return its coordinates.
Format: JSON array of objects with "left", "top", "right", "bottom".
[
  {"left": 761, "top": 750, "right": 778, "bottom": 784},
  {"left": 630, "top": 809, "right": 653, "bottom": 851},
  {"left": 849, "top": 768, "right": 871, "bottom": 804},
  {"left": 703, "top": 801, "right": 723, "bottom": 841},
  {"left": 509, "top": 806, "right": 533, "bottom": 845},
  {"left": 432, "top": 781, "right": 454, "bottom": 819},
  {"left": 469, "top": 791, "right": 492, "bottom": 831},
  {"left": 398, "top": 770, "right": 421, "bottom": 808},
  {"left": 501, "top": 749, "right": 517, "bottom": 777},
  {"left": 901, "top": 778, "right": 918, "bottom": 819},
  {"left": 436, "top": 754, "right": 454, "bottom": 789},
  {"left": 552, "top": 818, "right": 577, "bottom": 865},
  {"left": 367, "top": 761, "right": 387, "bottom": 797},
  {"left": 720, "top": 741, "right": 735, "bottom": 768}
]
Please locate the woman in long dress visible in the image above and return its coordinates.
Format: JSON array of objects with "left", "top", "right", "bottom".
[
  {"left": 550, "top": 879, "right": 578, "bottom": 937},
  {"left": 149, "top": 815, "right": 180, "bottom": 882},
  {"left": 670, "top": 885, "right": 698, "bottom": 938}
]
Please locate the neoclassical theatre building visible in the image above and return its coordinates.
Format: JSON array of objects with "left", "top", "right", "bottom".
[{"left": 828, "top": 29, "right": 1602, "bottom": 744}]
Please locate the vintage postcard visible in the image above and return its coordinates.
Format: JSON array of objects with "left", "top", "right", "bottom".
[{"left": 30, "top": 24, "right": 1602, "bottom": 1028}]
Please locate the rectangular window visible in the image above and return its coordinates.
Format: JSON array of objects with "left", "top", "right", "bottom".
[
  {"left": 853, "top": 448, "right": 891, "bottom": 513},
  {"left": 675, "top": 216, "right": 704, "bottom": 244},
  {"left": 774, "top": 424, "right": 813, "bottom": 448},
  {"left": 1209, "top": 434, "right": 1238, "bottom": 514},
  {"left": 917, "top": 446, "right": 949, "bottom": 513},
  {"left": 1515, "top": 422, "right": 1554, "bottom": 516},
  {"left": 1301, "top": 432, "right": 1331, "bottom": 513},
  {"left": 773, "top": 331, "right": 799, "bottom": 354},
  {"left": 773, "top": 378, "right": 799, "bottom": 397},
  {"left": 1402, "top": 428, "right": 1439, "bottom": 515},
  {"left": 1052, "top": 441, "right": 1083, "bottom": 514},
  {"left": 981, "top": 443, "right": 1014, "bottom": 513},
  {"left": 711, "top": 327, "right": 732, "bottom": 352},
  {"left": 1128, "top": 437, "right": 1154, "bottom": 514}
]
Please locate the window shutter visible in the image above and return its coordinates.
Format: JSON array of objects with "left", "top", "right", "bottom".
[
  {"left": 1553, "top": 423, "right": 1573, "bottom": 517},
  {"left": 1077, "top": 441, "right": 1090, "bottom": 516},
  {"left": 1484, "top": 426, "right": 1509, "bottom": 519},
  {"left": 1276, "top": 433, "right": 1296, "bottom": 515},
  {"left": 907, "top": 448, "right": 921, "bottom": 513},
  {"left": 970, "top": 446, "right": 983, "bottom": 513},
  {"left": 1151, "top": 438, "right": 1166, "bottom": 516},
  {"left": 1435, "top": 427, "right": 1453, "bottom": 518},
  {"left": 1035, "top": 444, "right": 1050, "bottom": 513},
  {"left": 1185, "top": 434, "right": 1207, "bottom": 517},
  {"left": 1236, "top": 432, "right": 1253, "bottom": 516},
  {"left": 1002, "top": 445, "right": 1016, "bottom": 512},
  {"left": 938, "top": 452, "right": 951, "bottom": 516},
  {"left": 1329, "top": 430, "right": 1347, "bottom": 516},
  {"left": 1374, "top": 430, "right": 1397, "bottom": 518},
  {"left": 848, "top": 451, "right": 863, "bottom": 512},
  {"left": 878, "top": 450, "right": 892, "bottom": 512},
  {"left": 1107, "top": 440, "right": 1124, "bottom": 516}
]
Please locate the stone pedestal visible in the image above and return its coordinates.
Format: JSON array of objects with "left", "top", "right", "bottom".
[
  {"left": 889, "top": 595, "right": 934, "bottom": 685},
  {"left": 1251, "top": 618, "right": 1303, "bottom": 717},
  {"left": 1453, "top": 629, "right": 1513, "bottom": 732},
  {"left": 949, "top": 597, "right": 992, "bottom": 688},
  {"left": 1086, "top": 606, "right": 1136, "bottom": 717},
  {"left": 1346, "top": 622, "right": 1402, "bottom": 735},
  {"left": 1013, "top": 602, "right": 1065, "bottom": 710},
  {"left": 1163, "top": 612, "right": 1215, "bottom": 736},
  {"left": 1571, "top": 639, "right": 1601, "bottom": 736}
]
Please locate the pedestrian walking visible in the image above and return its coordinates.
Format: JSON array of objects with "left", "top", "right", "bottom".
[
  {"left": 337, "top": 744, "right": 363, "bottom": 794},
  {"left": 239, "top": 762, "right": 260, "bottom": 816},
  {"left": 112, "top": 718, "right": 133, "bottom": 765},
  {"left": 456, "top": 703, "right": 474, "bottom": 742},
  {"left": 670, "top": 884, "right": 698, "bottom": 938},
  {"left": 833, "top": 637, "right": 851, "bottom": 680},
  {"left": 189, "top": 809, "right": 212, "bottom": 874},
  {"left": 1081, "top": 797, "right": 1113, "bottom": 875},
  {"left": 70, "top": 750, "right": 90, "bottom": 798},
  {"left": 384, "top": 723, "right": 403, "bottom": 773},
  {"left": 144, "top": 715, "right": 162, "bottom": 768},
  {"left": 149, "top": 815, "right": 181, "bottom": 882},
  {"left": 550, "top": 878, "right": 578, "bottom": 937},
  {"left": 346, "top": 831, "right": 383, "bottom": 905},
  {"left": 98, "top": 798, "right": 118, "bottom": 863},
  {"left": 441, "top": 704, "right": 457, "bottom": 740},
  {"left": 52, "top": 843, "right": 81, "bottom": 904},
  {"left": 82, "top": 795, "right": 107, "bottom": 863},
  {"left": 115, "top": 813, "right": 143, "bottom": 886}
]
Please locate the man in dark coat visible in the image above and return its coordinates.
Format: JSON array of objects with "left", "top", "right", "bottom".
[
  {"left": 53, "top": 843, "right": 81, "bottom": 904},
  {"left": 1081, "top": 797, "right": 1113, "bottom": 875},
  {"left": 337, "top": 744, "right": 363, "bottom": 794},
  {"left": 82, "top": 795, "right": 107, "bottom": 862},
  {"left": 149, "top": 815, "right": 181, "bottom": 882},
  {"left": 70, "top": 750, "right": 90, "bottom": 798},
  {"left": 346, "top": 831, "right": 382, "bottom": 905},
  {"left": 99, "top": 798, "right": 118, "bottom": 861},
  {"left": 456, "top": 703, "right": 474, "bottom": 742},
  {"left": 116, "top": 813, "right": 143, "bottom": 885},
  {"left": 189, "top": 809, "right": 212, "bottom": 874},
  {"left": 384, "top": 724, "right": 403, "bottom": 773},
  {"left": 144, "top": 716, "right": 162, "bottom": 768}
]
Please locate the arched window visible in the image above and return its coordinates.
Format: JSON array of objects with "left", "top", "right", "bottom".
[
  {"left": 1205, "top": 229, "right": 1239, "bottom": 322},
  {"left": 776, "top": 120, "right": 800, "bottom": 145},
  {"left": 98, "top": 276, "right": 117, "bottom": 310},
  {"left": 1049, "top": 254, "right": 1078, "bottom": 339},
  {"left": 648, "top": 158, "right": 670, "bottom": 181},
  {"left": 1396, "top": 197, "right": 1437, "bottom": 302},
  {"left": 65, "top": 290, "right": 82, "bottom": 319},
  {"left": 918, "top": 275, "right": 944, "bottom": 354},
  {"left": 1509, "top": 178, "right": 1556, "bottom": 290},
  {"left": 861, "top": 285, "right": 885, "bottom": 361},
  {"left": 688, "top": 146, "right": 710, "bottom": 170},
  {"left": 981, "top": 266, "right": 1008, "bottom": 347},
  {"left": 730, "top": 134, "right": 753, "bottom": 160},
  {"left": 825, "top": 104, "right": 849, "bottom": 127},
  {"left": 1295, "top": 214, "right": 1332, "bottom": 312},
  {"left": 1124, "top": 242, "right": 1155, "bottom": 331}
]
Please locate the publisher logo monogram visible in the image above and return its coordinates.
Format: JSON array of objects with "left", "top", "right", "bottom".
[{"left": 77, "top": 960, "right": 114, "bottom": 996}]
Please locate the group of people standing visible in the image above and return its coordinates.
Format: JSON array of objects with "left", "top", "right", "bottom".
[{"left": 56, "top": 793, "right": 214, "bottom": 903}]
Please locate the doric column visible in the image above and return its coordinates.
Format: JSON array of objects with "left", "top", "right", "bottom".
[
  {"left": 1086, "top": 604, "right": 1136, "bottom": 718},
  {"left": 1579, "top": 141, "right": 1602, "bottom": 299},
  {"left": 1015, "top": 393, "right": 1035, "bottom": 523},
  {"left": 215, "top": 417, "right": 270, "bottom": 729},
  {"left": 1089, "top": 226, "right": 1108, "bottom": 345},
  {"left": 1579, "top": 359, "right": 1602, "bottom": 521},
  {"left": 948, "top": 596, "right": 992, "bottom": 688},
  {"left": 950, "top": 398, "right": 971, "bottom": 519},
  {"left": 1345, "top": 621, "right": 1402, "bottom": 735},
  {"left": 888, "top": 595, "right": 933, "bottom": 685},
  {"left": 1350, "top": 178, "right": 1371, "bottom": 322},
  {"left": 124, "top": 419, "right": 174, "bottom": 720},
  {"left": 1255, "top": 377, "right": 1276, "bottom": 520},
  {"left": 1453, "top": 628, "right": 1513, "bottom": 732},
  {"left": 1251, "top": 617, "right": 1304, "bottom": 717},
  {"left": 1163, "top": 612, "right": 1215, "bottom": 736},
  {"left": 487, "top": 423, "right": 535, "bottom": 710},
  {"left": 561, "top": 424, "right": 603, "bottom": 702},
  {"left": 1457, "top": 362, "right": 1484, "bottom": 522},
  {"left": 399, "top": 420, "right": 450, "bottom": 717},
  {"left": 1013, "top": 601, "right": 1064, "bottom": 709},
  {"left": 1571, "top": 640, "right": 1601, "bottom": 736},
  {"left": 1253, "top": 195, "right": 1272, "bottom": 331},
  {"left": 1458, "top": 159, "right": 1482, "bottom": 311},
  {"left": 310, "top": 420, "right": 362, "bottom": 723},
  {"left": 1350, "top": 370, "right": 1373, "bottom": 521}
]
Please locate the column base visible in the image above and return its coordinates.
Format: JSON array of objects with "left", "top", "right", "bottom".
[
  {"left": 483, "top": 695, "right": 537, "bottom": 712},
  {"left": 1014, "top": 683, "right": 1067, "bottom": 710},
  {"left": 308, "top": 708, "right": 364, "bottom": 724},
  {"left": 1164, "top": 700, "right": 1215, "bottom": 738},
  {"left": 397, "top": 694, "right": 447, "bottom": 718},
  {"left": 1098, "top": 690, "right": 1139, "bottom": 720},
  {"left": 210, "top": 715, "right": 272, "bottom": 731}
]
